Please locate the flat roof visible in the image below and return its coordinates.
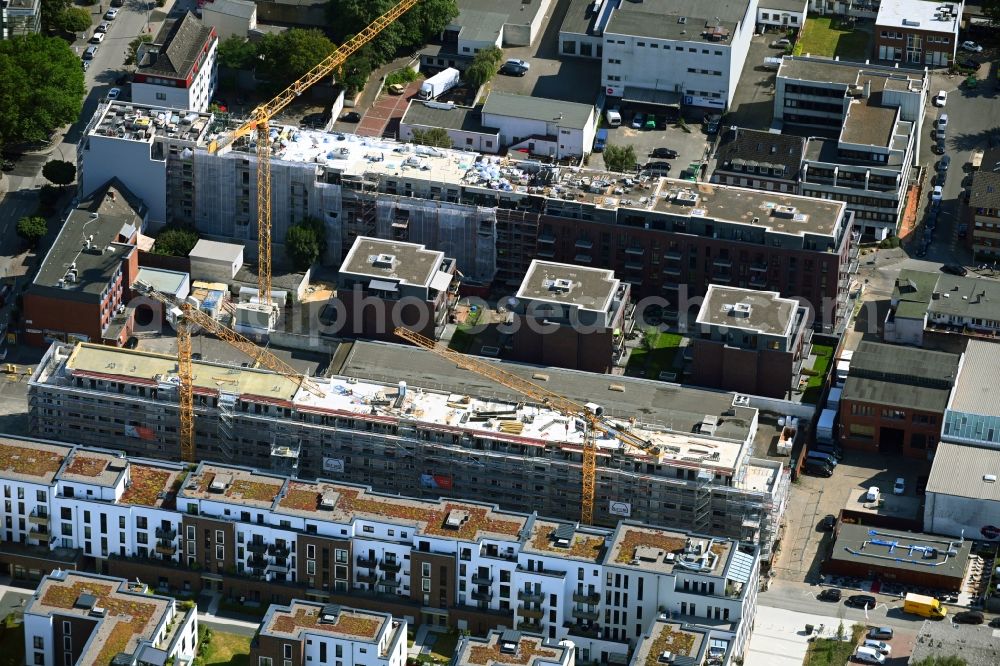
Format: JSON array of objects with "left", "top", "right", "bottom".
[
  {"left": 829, "top": 523, "right": 971, "bottom": 581},
  {"left": 928, "top": 273, "right": 1000, "bottom": 322},
  {"left": 261, "top": 601, "right": 392, "bottom": 643},
  {"left": 631, "top": 620, "right": 708, "bottom": 666},
  {"left": 927, "top": 441, "right": 1000, "bottom": 501},
  {"left": 454, "top": 8, "right": 506, "bottom": 43},
  {"left": 89, "top": 101, "right": 212, "bottom": 145},
  {"left": 454, "top": 630, "right": 572, "bottom": 666},
  {"left": 909, "top": 615, "right": 1000, "bottom": 666},
  {"left": 202, "top": 0, "right": 255, "bottom": 19},
  {"left": 841, "top": 96, "right": 899, "bottom": 148},
  {"left": 654, "top": 181, "right": 847, "bottom": 238},
  {"left": 28, "top": 572, "right": 171, "bottom": 666},
  {"left": 560, "top": 0, "right": 598, "bottom": 35},
  {"left": 842, "top": 341, "right": 959, "bottom": 412},
  {"left": 33, "top": 180, "right": 142, "bottom": 299},
  {"left": 135, "top": 267, "right": 188, "bottom": 296},
  {"left": 515, "top": 260, "right": 619, "bottom": 312},
  {"left": 696, "top": 286, "right": 798, "bottom": 336},
  {"left": 482, "top": 92, "right": 594, "bottom": 131},
  {"left": 522, "top": 520, "right": 607, "bottom": 563},
  {"left": 0, "top": 437, "right": 71, "bottom": 485},
  {"left": 182, "top": 464, "right": 288, "bottom": 510},
  {"left": 778, "top": 56, "right": 926, "bottom": 87},
  {"left": 340, "top": 237, "right": 445, "bottom": 287},
  {"left": 970, "top": 170, "right": 1000, "bottom": 209},
  {"left": 60, "top": 449, "right": 127, "bottom": 487},
  {"left": 607, "top": 524, "right": 732, "bottom": 576},
  {"left": 189, "top": 238, "right": 243, "bottom": 263},
  {"left": 949, "top": 340, "right": 1000, "bottom": 417},
  {"left": 876, "top": 0, "right": 961, "bottom": 33},
  {"left": 401, "top": 101, "right": 496, "bottom": 134},
  {"left": 607, "top": 0, "right": 749, "bottom": 42},
  {"left": 759, "top": 0, "right": 808, "bottom": 10},
  {"left": 891, "top": 268, "right": 939, "bottom": 320}
]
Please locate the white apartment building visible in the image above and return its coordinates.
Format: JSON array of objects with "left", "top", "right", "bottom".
[
  {"left": 0, "top": 436, "right": 759, "bottom": 666},
  {"left": 253, "top": 601, "right": 408, "bottom": 666},
  {"left": 133, "top": 12, "right": 218, "bottom": 112},
  {"left": 602, "top": 0, "right": 758, "bottom": 110},
  {"left": 23, "top": 570, "right": 198, "bottom": 666}
]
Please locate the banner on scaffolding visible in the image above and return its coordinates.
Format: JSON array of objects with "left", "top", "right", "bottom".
[
  {"left": 419, "top": 474, "right": 453, "bottom": 490},
  {"left": 609, "top": 501, "right": 632, "bottom": 518},
  {"left": 124, "top": 425, "right": 156, "bottom": 441},
  {"left": 322, "top": 458, "right": 345, "bottom": 473}
]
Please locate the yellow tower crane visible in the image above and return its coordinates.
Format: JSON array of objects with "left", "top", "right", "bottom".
[
  {"left": 393, "top": 327, "right": 661, "bottom": 525},
  {"left": 136, "top": 282, "right": 326, "bottom": 462},
  {"left": 207, "top": 0, "right": 422, "bottom": 308}
]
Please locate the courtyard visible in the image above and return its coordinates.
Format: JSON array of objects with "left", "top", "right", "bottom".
[{"left": 795, "top": 16, "right": 872, "bottom": 62}]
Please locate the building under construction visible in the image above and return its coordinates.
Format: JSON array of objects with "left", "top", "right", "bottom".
[
  {"left": 77, "top": 101, "right": 854, "bottom": 325},
  {"left": 28, "top": 339, "right": 789, "bottom": 559}
]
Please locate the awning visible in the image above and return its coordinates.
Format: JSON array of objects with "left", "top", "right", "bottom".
[
  {"left": 368, "top": 279, "right": 399, "bottom": 292},
  {"left": 430, "top": 271, "right": 453, "bottom": 292},
  {"left": 622, "top": 87, "right": 681, "bottom": 108}
]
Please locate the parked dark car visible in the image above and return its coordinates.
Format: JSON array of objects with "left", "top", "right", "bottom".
[
  {"left": 942, "top": 264, "right": 968, "bottom": 276},
  {"left": 499, "top": 62, "right": 528, "bottom": 76},
  {"left": 340, "top": 111, "right": 361, "bottom": 123},
  {"left": 821, "top": 514, "right": 837, "bottom": 531},
  {"left": 959, "top": 58, "right": 981, "bottom": 69},
  {"left": 988, "top": 616, "right": 1000, "bottom": 628},
  {"left": 643, "top": 161, "right": 672, "bottom": 172},
  {"left": 651, "top": 147, "right": 679, "bottom": 159},
  {"left": 954, "top": 611, "right": 984, "bottom": 624},
  {"left": 846, "top": 594, "right": 877, "bottom": 609},
  {"left": 803, "top": 461, "right": 833, "bottom": 477},
  {"left": 817, "top": 588, "right": 842, "bottom": 602}
]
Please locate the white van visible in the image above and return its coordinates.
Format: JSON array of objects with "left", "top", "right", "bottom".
[
  {"left": 865, "top": 486, "right": 881, "bottom": 503},
  {"left": 605, "top": 108, "right": 622, "bottom": 127},
  {"left": 854, "top": 646, "right": 886, "bottom": 664}
]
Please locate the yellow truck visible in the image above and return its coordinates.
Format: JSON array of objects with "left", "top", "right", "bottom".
[{"left": 903, "top": 593, "right": 947, "bottom": 619}]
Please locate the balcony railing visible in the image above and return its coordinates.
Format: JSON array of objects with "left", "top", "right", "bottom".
[
  {"left": 517, "top": 620, "right": 542, "bottom": 632},
  {"left": 357, "top": 554, "right": 377, "bottom": 568},
  {"left": 517, "top": 589, "right": 544, "bottom": 603},
  {"left": 268, "top": 544, "right": 290, "bottom": 559},
  {"left": 246, "top": 541, "right": 268, "bottom": 554},
  {"left": 572, "top": 607, "right": 600, "bottom": 621},
  {"left": 471, "top": 573, "right": 493, "bottom": 586},
  {"left": 357, "top": 571, "right": 378, "bottom": 585},
  {"left": 267, "top": 559, "right": 290, "bottom": 574},
  {"left": 155, "top": 540, "right": 177, "bottom": 556},
  {"left": 379, "top": 559, "right": 402, "bottom": 573},
  {"left": 28, "top": 510, "right": 49, "bottom": 526},
  {"left": 471, "top": 588, "right": 493, "bottom": 602},
  {"left": 28, "top": 526, "right": 48, "bottom": 539},
  {"left": 572, "top": 591, "right": 600, "bottom": 604},
  {"left": 155, "top": 527, "right": 177, "bottom": 540},
  {"left": 247, "top": 554, "right": 268, "bottom": 568},
  {"left": 564, "top": 622, "right": 601, "bottom": 639},
  {"left": 519, "top": 605, "right": 544, "bottom": 620},
  {"left": 378, "top": 575, "right": 401, "bottom": 589}
]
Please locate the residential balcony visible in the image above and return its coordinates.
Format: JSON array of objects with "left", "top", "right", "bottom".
[
  {"left": 625, "top": 260, "right": 644, "bottom": 271},
  {"left": 750, "top": 262, "right": 768, "bottom": 272},
  {"left": 662, "top": 264, "right": 682, "bottom": 276},
  {"left": 246, "top": 541, "right": 268, "bottom": 554},
  {"left": 28, "top": 526, "right": 48, "bottom": 540},
  {"left": 624, "top": 246, "right": 644, "bottom": 255},
  {"left": 155, "top": 527, "right": 177, "bottom": 540},
  {"left": 28, "top": 510, "right": 49, "bottom": 526},
  {"left": 357, "top": 571, "right": 378, "bottom": 585},
  {"left": 713, "top": 257, "right": 732, "bottom": 268},
  {"left": 379, "top": 559, "right": 402, "bottom": 573},
  {"left": 267, "top": 559, "right": 290, "bottom": 574},
  {"left": 155, "top": 540, "right": 177, "bottom": 556},
  {"left": 575, "top": 239, "right": 594, "bottom": 249},
  {"left": 572, "top": 607, "right": 600, "bottom": 621},
  {"left": 378, "top": 575, "right": 401, "bottom": 589},
  {"left": 517, "top": 589, "right": 544, "bottom": 603},
  {"left": 517, "top": 620, "right": 542, "bottom": 632},
  {"left": 572, "top": 591, "right": 601, "bottom": 604},
  {"left": 471, "top": 588, "right": 493, "bottom": 602},
  {"left": 564, "top": 622, "right": 602, "bottom": 639},
  {"left": 538, "top": 234, "right": 556, "bottom": 244},
  {"left": 749, "top": 274, "right": 767, "bottom": 287},
  {"left": 268, "top": 544, "right": 290, "bottom": 559},
  {"left": 357, "top": 554, "right": 377, "bottom": 568},
  {"left": 247, "top": 554, "right": 268, "bottom": 568},
  {"left": 519, "top": 605, "right": 544, "bottom": 620},
  {"left": 665, "top": 249, "right": 682, "bottom": 260},
  {"left": 471, "top": 573, "right": 493, "bottom": 586}
]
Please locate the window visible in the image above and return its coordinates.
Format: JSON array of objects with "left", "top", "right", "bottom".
[
  {"left": 422, "top": 562, "right": 431, "bottom": 577},
  {"left": 215, "top": 530, "right": 224, "bottom": 544},
  {"left": 155, "top": 92, "right": 167, "bottom": 101},
  {"left": 307, "top": 560, "right": 316, "bottom": 575},
  {"left": 306, "top": 544, "right": 315, "bottom": 559},
  {"left": 335, "top": 549, "right": 347, "bottom": 563},
  {"left": 259, "top": 659, "right": 273, "bottom": 666},
  {"left": 216, "top": 545, "right": 224, "bottom": 560},
  {"left": 33, "top": 637, "right": 43, "bottom": 650},
  {"left": 363, "top": 525, "right": 374, "bottom": 533},
  {"left": 62, "top": 621, "right": 71, "bottom": 635},
  {"left": 283, "top": 645, "right": 292, "bottom": 659},
  {"left": 186, "top": 525, "right": 195, "bottom": 540}
]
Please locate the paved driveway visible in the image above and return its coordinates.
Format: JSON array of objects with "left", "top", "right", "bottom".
[
  {"left": 745, "top": 605, "right": 849, "bottom": 666},
  {"left": 355, "top": 81, "right": 422, "bottom": 138},
  {"left": 727, "top": 34, "right": 780, "bottom": 130}
]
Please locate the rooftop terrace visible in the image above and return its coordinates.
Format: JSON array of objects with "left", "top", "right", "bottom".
[
  {"left": 29, "top": 573, "right": 170, "bottom": 666},
  {"left": 182, "top": 464, "right": 287, "bottom": 510},
  {"left": 0, "top": 437, "right": 70, "bottom": 484},
  {"left": 90, "top": 100, "right": 212, "bottom": 144},
  {"left": 454, "top": 630, "right": 570, "bottom": 666},
  {"left": 262, "top": 601, "right": 391, "bottom": 643},
  {"left": 631, "top": 620, "right": 707, "bottom": 666},
  {"left": 340, "top": 237, "right": 445, "bottom": 287},
  {"left": 607, "top": 525, "right": 732, "bottom": 576},
  {"left": 523, "top": 520, "right": 607, "bottom": 563},
  {"left": 60, "top": 449, "right": 127, "bottom": 487}
]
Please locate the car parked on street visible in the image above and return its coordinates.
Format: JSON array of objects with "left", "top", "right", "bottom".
[
  {"left": 631, "top": 113, "right": 645, "bottom": 129},
  {"left": 942, "top": 263, "right": 968, "bottom": 276},
  {"left": 817, "top": 588, "right": 841, "bottom": 602},
  {"left": 499, "top": 62, "right": 527, "bottom": 76},
  {"left": 847, "top": 594, "right": 877, "bottom": 609},
  {"left": 96, "top": 21, "right": 110, "bottom": 33},
  {"left": 104, "top": 7, "right": 119, "bottom": 19},
  {"left": 932, "top": 185, "right": 943, "bottom": 202},
  {"left": 933, "top": 90, "right": 947, "bottom": 106},
  {"left": 651, "top": 147, "right": 678, "bottom": 159},
  {"left": 939, "top": 155, "right": 951, "bottom": 171},
  {"left": 961, "top": 41, "right": 984, "bottom": 52},
  {"left": 953, "top": 610, "right": 984, "bottom": 624},
  {"left": 504, "top": 58, "right": 529, "bottom": 71},
  {"left": 83, "top": 45, "right": 98, "bottom": 60},
  {"left": 90, "top": 31, "right": 105, "bottom": 44}
]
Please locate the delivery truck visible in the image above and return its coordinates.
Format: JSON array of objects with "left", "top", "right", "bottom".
[
  {"left": 816, "top": 408, "right": 837, "bottom": 445},
  {"left": 417, "top": 68, "right": 461, "bottom": 100},
  {"left": 903, "top": 593, "right": 947, "bottom": 619}
]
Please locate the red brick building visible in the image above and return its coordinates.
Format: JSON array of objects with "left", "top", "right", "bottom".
[
  {"left": 510, "top": 260, "right": 633, "bottom": 373},
  {"left": 22, "top": 181, "right": 145, "bottom": 347},
  {"left": 839, "top": 341, "right": 959, "bottom": 459},
  {"left": 874, "top": 0, "right": 960, "bottom": 66}
]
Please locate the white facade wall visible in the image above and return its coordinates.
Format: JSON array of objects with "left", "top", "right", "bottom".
[
  {"left": 78, "top": 132, "right": 168, "bottom": 224},
  {"left": 603, "top": 1, "right": 757, "bottom": 109},
  {"left": 201, "top": 3, "right": 256, "bottom": 41},
  {"left": 757, "top": 4, "right": 806, "bottom": 29},
  {"left": 132, "top": 39, "right": 218, "bottom": 112},
  {"left": 22, "top": 612, "right": 54, "bottom": 666},
  {"left": 398, "top": 122, "right": 500, "bottom": 154},
  {"left": 0, "top": 479, "right": 51, "bottom": 547},
  {"left": 481, "top": 113, "right": 595, "bottom": 159},
  {"left": 924, "top": 491, "right": 1000, "bottom": 540},
  {"left": 883, "top": 312, "right": 924, "bottom": 345}
]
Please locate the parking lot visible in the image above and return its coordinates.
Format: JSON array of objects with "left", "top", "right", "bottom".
[{"left": 590, "top": 116, "right": 714, "bottom": 176}]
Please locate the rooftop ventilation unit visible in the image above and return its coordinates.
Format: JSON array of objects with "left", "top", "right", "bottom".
[
  {"left": 732, "top": 394, "right": 751, "bottom": 407},
  {"left": 659, "top": 651, "right": 676, "bottom": 664},
  {"left": 732, "top": 302, "right": 752, "bottom": 317},
  {"left": 549, "top": 278, "right": 573, "bottom": 292},
  {"left": 699, "top": 415, "right": 718, "bottom": 436},
  {"left": 320, "top": 492, "right": 337, "bottom": 508},
  {"left": 772, "top": 205, "right": 798, "bottom": 218},
  {"left": 89, "top": 607, "right": 107, "bottom": 618},
  {"left": 672, "top": 189, "right": 699, "bottom": 206},
  {"left": 371, "top": 253, "right": 396, "bottom": 268},
  {"left": 444, "top": 509, "right": 470, "bottom": 529},
  {"left": 319, "top": 604, "right": 341, "bottom": 624},
  {"left": 209, "top": 473, "right": 233, "bottom": 492}
]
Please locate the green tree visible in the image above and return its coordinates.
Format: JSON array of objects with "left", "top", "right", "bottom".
[
  {"left": 16, "top": 216, "right": 47, "bottom": 247},
  {"left": 602, "top": 144, "right": 637, "bottom": 173},
  {"left": 52, "top": 7, "right": 92, "bottom": 34},
  {"left": 42, "top": 160, "right": 75, "bottom": 188},
  {"left": 327, "top": 0, "right": 458, "bottom": 68},
  {"left": 983, "top": 0, "right": 1000, "bottom": 25},
  {"left": 40, "top": 0, "right": 71, "bottom": 31},
  {"left": 464, "top": 46, "right": 504, "bottom": 88},
  {"left": 285, "top": 216, "right": 327, "bottom": 271},
  {"left": 912, "top": 657, "right": 968, "bottom": 666},
  {"left": 217, "top": 36, "right": 258, "bottom": 70},
  {"left": 124, "top": 34, "right": 153, "bottom": 67},
  {"left": 0, "top": 34, "right": 85, "bottom": 147},
  {"left": 258, "top": 29, "right": 336, "bottom": 85},
  {"left": 411, "top": 127, "right": 452, "bottom": 148},
  {"left": 339, "top": 47, "right": 374, "bottom": 95},
  {"left": 152, "top": 227, "right": 200, "bottom": 257}
]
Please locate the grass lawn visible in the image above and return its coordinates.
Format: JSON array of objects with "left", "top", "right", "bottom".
[
  {"left": 804, "top": 624, "right": 864, "bottom": 666},
  {"left": 626, "top": 331, "right": 683, "bottom": 380},
  {"left": 802, "top": 344, "right": 834, "bottom": 404},
  {"left": 200, "top": 630, "right": 252, "bottom": 666},
  {"left": 795, "top": 16, "right": 871, "bottom": 61},
  {"left": 0, "top": 617, "right": 25, "bottom": 666},
  {"left": 429, "top": 629, "right": 460, "bottom": 661},
  {"left": 448, "top": 325, "right": 475, "bottom": 352}
]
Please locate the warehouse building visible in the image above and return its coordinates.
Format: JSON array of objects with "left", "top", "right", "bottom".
[
  {"left": 28, "top": 340, "right": 789, "bottom": 559},
  {"left": 925, "top": 441, "right": 1000, "bottom": 540},
  {"left": 77, "top": 101, "right": 855, "bottom": 328},
  {"left": 0, "top": 435, "right": 760, "bottom": 664}
]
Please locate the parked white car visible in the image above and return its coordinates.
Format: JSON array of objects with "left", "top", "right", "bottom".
[
  {"left": 961, "top": 41, "right": 983, "bottom": 52},
  {"left": 893, "top": 477, "right": 905, "bottom": 495},
  {"left": 90, "top": 31, "right": 105, "bottom": 44},
  {"left": 933, "top": 90, "right": 947, "bottom": 107}
]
